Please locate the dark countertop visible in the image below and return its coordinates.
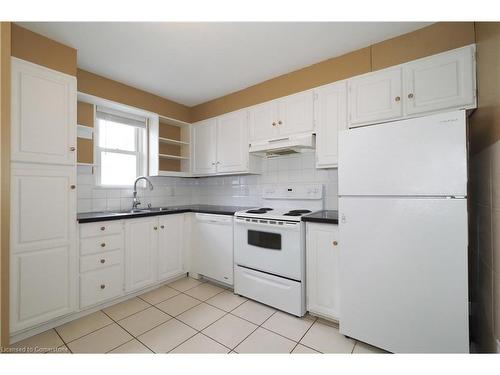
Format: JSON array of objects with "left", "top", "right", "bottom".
[
  {"left": 302, "top": 210, "right": 339, "bottom": 224},
  {"left": 77, "top": 205, "right": 253, "bottom": 223}
]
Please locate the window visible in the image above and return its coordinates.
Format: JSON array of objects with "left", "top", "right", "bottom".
[{"left": 95, "top": 107, "right": 147, "bottom": 187}]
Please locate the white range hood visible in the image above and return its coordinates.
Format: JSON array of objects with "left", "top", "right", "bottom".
[{"left": 249, "top": 133, "right": 316, "bottom": 157}]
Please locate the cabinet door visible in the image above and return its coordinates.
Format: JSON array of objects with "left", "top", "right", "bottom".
[
  {"left": 248, "top": 101, "right": 279, "bottom": 142},
  {"left": 404, "top": 46, "right": 475, "bottom": 115},
  {"left": 158, "top": 214, "right": 184, "bottom": 281},
  {"left": 315, "top": 82, "right": 347, "bottom": 168},
  {"left": 216, "top": 110, "right": 249, "bottom": 173},
  {"left": 277, "top": 90, "right": 314, "bottom": 136},
  {"left": 11, "top": 58, "right": 76, "bottom": 165},
  {"left": 10, "top": 246, "right": 76, "bottom": 332},
  {"left": 306, "top": 223, "right": 340, "bottom": 320},
  {"left": 192, "top": 119, "right": 217, "bottom": 174},
  {"left": 348, "top": 67, "right": 403, "bottom": 127},
  {"left": 125, "top": 217, "right": 158, "bottom": 292}
]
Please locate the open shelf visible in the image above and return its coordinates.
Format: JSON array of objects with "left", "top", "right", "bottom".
[
  {"left": 159, "top": 137, "right": 189, "bottom": 146},
  {"left": 159, "top": 153, "right": 189, "bottom": 160}
]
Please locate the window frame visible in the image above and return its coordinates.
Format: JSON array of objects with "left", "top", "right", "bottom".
[{"left": 94, "top": 109, "right": 148, "bottom": 188}]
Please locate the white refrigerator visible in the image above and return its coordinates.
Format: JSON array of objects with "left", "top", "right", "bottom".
[{"left": 338, "top": 110, "right": 469, "bottom": 353}]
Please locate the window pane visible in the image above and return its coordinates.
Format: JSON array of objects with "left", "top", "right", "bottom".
[
  {"left": 98, "top": 119, "right": 136, "bottom": 151},
  {"left": 100, "top": 151, "right": 137, "bottom": 186}
]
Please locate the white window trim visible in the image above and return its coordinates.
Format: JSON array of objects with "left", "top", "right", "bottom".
[{"left": 94, "top": 111, "right": 148, "bottom": 189}]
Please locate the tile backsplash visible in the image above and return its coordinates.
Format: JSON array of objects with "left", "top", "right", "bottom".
[{"left": 77, "top": 151, "right": 338, "bottom": 213}]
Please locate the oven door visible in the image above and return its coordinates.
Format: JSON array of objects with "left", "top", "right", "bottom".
[{"left": 234, "top": 217, "right": 304, "bottom": 280}]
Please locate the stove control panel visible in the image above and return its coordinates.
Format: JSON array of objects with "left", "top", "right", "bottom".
[{"left": 262, "top": 184, "right": 324, "bottom": 200}]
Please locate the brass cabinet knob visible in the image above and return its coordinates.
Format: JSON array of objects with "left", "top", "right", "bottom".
[
  {"left": 332, "top": 240, "right": 338, "bottom": 246},
  {"left": 100, "top": 284, "right": 105, "bottom": 289},
  {"left": 408, "top": 93, "right": 414, "bottom": 99},
  {"left": 272, "top": 122, "right": 276, "bottom": 127},
  {"left": 100, "top": 226, "right": 105, "bottom": 231},
  {"left": 160, "top": 225, "right": 165, "bottom": 229},
  {"left": 70, "top": 146, "right": 76, "bottom": 151},
  {"left": 70, "top": 185, "right": 76, "bottom": 190},
  {"left": 154, "top": 226, "right": 158, "bottom": 230},
  {"left": 100, "top": 243, "right": 106, "bottom": 247},
  {"left": 395, "top": 96, "right": 401, "bottom": 102},
  {"left": 278, "top": 121, "right": 282, "bottom": 125},
  {"left": 100, "top": 259, "right": 105, "bottom": 264}
]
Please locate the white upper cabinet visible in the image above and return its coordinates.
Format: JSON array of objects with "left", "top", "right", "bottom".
[
  {"left": 192, "top": 118, "right": 217, "bottom": 174},
  {"left": 278, "top": 90, "right": 315, "bottom": 136},
  {"left": 348, "top": 67, "right": 403, "bottom": 127},
  {"left": 158, "top": 214, "right": 184, "bottom": 281},
  {"left": 216, "top": 110, "right": 249, "bottom": 173},
  {"left": 249, "top": 91, "right": 314, "bottom": 142},
  {"left": 124, "top": 217, "right": 158, "bottom": 292},
  {"left": 314, "top": 82, "right": 347, "bottom": 168},
  {"left": 11, "top": 58, "right": 76, "bottom": 165},
  {"left": 248, "top": 101, "right": 278, "bottom": 142},
  {"left": 404, "top": 45, "right": 476, "bottom": 115}
]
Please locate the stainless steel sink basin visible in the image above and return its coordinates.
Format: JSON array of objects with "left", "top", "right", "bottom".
[{"left": 123, "top": 207, "right": 173, "bottom": 214}]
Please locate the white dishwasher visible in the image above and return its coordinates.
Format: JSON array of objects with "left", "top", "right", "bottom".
[{"left": 193, "top": 213, "right": 234, "bottom": 285}]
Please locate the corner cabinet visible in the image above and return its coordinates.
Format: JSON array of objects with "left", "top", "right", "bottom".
[
  {"left": 314, "top": 81, "right": 347, "bottom": 168},
  {"left": 306, "top": 222, "right": 340, "bottom": 321}
]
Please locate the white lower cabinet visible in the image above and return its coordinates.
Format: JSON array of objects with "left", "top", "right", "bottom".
[
  {"left": 158, "top": 214, "right": 184, "bottom": 281},
  {"left": 306, "top": 222, "right": 340, "bottom": 320}
]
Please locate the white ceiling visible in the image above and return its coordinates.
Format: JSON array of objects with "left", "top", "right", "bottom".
[{"left": 18, "top": 22, "right": 431, "bottom": 106}]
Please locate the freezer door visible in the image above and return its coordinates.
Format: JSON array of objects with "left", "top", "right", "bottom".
[
  {"left": 338, "top": 110, "right": 467, "bottom": 196},
  {"left": 338, "top": 197, "right": 469, "bottom": 353}
]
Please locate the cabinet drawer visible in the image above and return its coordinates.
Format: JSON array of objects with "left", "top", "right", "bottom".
[
  {"left": 79, "top": 221, "right": 122, "bottom": 238},
  {"left": 80, "top": 265, "right": 123, "bottom": 308},
  {"left": 80, "top": 250, "right": 122, "bottom": 273},
  {"left": 80, "top": 234, "right": 122, "bottom": 256}
]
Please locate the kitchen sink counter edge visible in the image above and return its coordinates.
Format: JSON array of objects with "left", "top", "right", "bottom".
[
  {"left": 302, "top": 210, "right": 339, "bottom": 224},
  {"left": 77, "top": 205, "right": 253, "bottom": 223}
]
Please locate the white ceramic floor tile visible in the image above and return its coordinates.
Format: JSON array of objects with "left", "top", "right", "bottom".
[
  {"left": 118, "top": 307, "right": 172, "bottom": 336},
  {"left": 177, "top": 303, "right": 226, "bottom": 330},
  {"left": 235, "top": 327, "right": 296, "bottom": 353},
  {"left": 155, "top": 293, "right": 201, "bottom": 316},
  {"left": 139, "top": 285, "right": 180, "bottom": 304},
  {"left": 202, "top": 314, "right": 257, "bottom": 349},
  {"left": 137, "top": 319, "right": 196, "bottom": 353},
  {"left": 206, "top": 291, "right": 247, "bottom": 312},
  {"left": 103, "top": 297, "right": 150, "bottom": 321},
  {"left": 67, "top": 323, "right": 133, "bottom": 353},
  {"left": 292, "top": 344, "right": 321, "bottom": 354},
  {"left": 300, "top": 321, "right": 355, "bottom": 353},
  {"left": 168, "top": 277, "right": 203, "bottom": 292},
  {"left": 231, "top": 300, "right": 276, "bottom": 325},
  {"left": 10, "top": 329, "right": 64, "bottom": 353},
  {"left": 109, "top": 339, "right": 153, "bottom": 353},
  {"left": 171, "top": 333, "right": 230, "bottom": 353},
  {"left": 55, "top": 311, "right": 113, "bottom": 343},
  {"left": 184, "top": 283, "right": 225, "bottom": 301},
  {"left": 352, "top": 341, "right": 388, "bottom": 354},
  {"left": 262, "top": 311, "right": 315, "bottom": 341}
]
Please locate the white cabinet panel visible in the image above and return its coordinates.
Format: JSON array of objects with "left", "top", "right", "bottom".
[
  {"left": 348, "top": 67, "right": 403, "bottom": 127},
  {"left": 216, "top": 110, "right": 249, "bottom": 173},
  {"left": 80, "top": 265, "right": 123, "bottom": 308},
  {"left": 248, "top": 101, "right": 278, "bottom": 142},
  {"left": 158, "top": 214, "right": 184, "bottom": 281},
  {"left": 11, "top": 58, "right": 76, "bottom": 165},
  {"left": 314, "top": 82, "right": 347, "bottom": 168},
  {"left": 10, "top": 246, "right": 76, "bottom": 332},
  {"left": 306, "top": 223, "right": 340, "bottom": 320},
  {"left": 11, "top": 165, "right": 76, "bottom": 253},
  {"left": 192, "top": 119, "right": 217, "bottom": 174},
  {"left": 278, "top": 90, "right": 314, "bottom": 136},
  {"left": 124, "top": 217, "right": 158, "bottom": 292},
  {"left": 404, "top": 46, "right": 475, "bottom": 115}
]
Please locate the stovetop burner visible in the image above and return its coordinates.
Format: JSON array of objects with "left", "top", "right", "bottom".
[
  {"left": 245, "top": 208, "right": 274, "bottom": 214},
  {"left": 283, "top": 209, "right": 312, "bottom": 217}
]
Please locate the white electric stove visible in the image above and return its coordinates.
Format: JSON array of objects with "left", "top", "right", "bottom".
[{"left": 233, "top": 184, "right": 324, "bottom": 316}]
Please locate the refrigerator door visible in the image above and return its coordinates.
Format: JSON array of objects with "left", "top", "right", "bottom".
[
  {"left": 338, "top": 110, "right": 467, "bottom": 197},
  {"left": 338, "top": 197, "right": 469, "bottom": 353}
]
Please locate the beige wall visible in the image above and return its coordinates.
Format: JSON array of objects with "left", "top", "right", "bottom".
[
  {"left": 469, "top": 22, "right": 500, "bottom": 353},
  {"left": 0, "top": 21, "right": 11, "bottom": 349},
  {"left": 191, "top": 22, "right": 476, "bottom": 122}
]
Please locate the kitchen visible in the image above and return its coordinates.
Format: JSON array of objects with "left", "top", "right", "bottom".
[{"left": 1, "top": 8, "right": 500, "bottom": 371}]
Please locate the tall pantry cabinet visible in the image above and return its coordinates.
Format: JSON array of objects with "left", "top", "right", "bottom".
[{"left": 10, "top": 58, "right": 77, "bottom": 333}]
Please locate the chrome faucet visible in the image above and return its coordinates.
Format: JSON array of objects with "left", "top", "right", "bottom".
[{"left": 132, "top": 176, "right": 154, "bottom": 209}]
